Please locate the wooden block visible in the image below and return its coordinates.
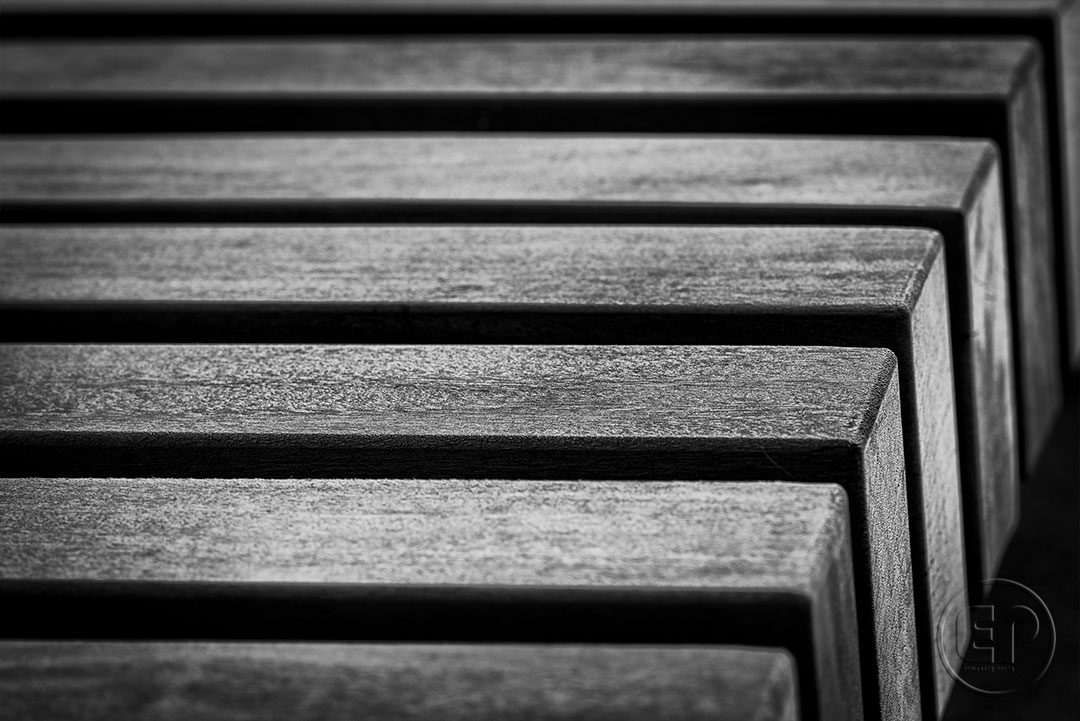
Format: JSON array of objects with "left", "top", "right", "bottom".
[
  {"left": 0, "top": 346, "right": 905, "bottom": 720},
  {"left": 0, "top": 35, "right": 1064, "bottom": 408},
  {"left": 2, "top": 3, "right": 1077, "bottom": 373},
  {"left": 0, "top": 132, "right": 1027, "bottom": 474},
  {"left": 0, "top": 482, "right": 845, "bottom": 721},
  {"left": 0, "top": 641, "right": 800, "bottom": 721},
  {"left": 0, "top": 223, "right": 993, "bottom": 716}
]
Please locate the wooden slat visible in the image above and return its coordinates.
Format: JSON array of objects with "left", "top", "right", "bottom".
[
  {"left": 0, "top": 223, "right": 985, "bottom": 715},
  {"left": 0, "top": 481, "right": 846, "bottom": 720},
  {"left": 0, "top": 0, "right": 1065, "bottom": 12},
  {"left": 0, "top": 345, "right": 905, "bottom": 720},
  {"left": 0, "top": 37, "right": 1063, "bottom": 385},
  {"left": 3, "top": 3, "right": 1077, "bottom": 372},
  {"left": 0, "top": 37, "right": 1042, "bottom": 98},
  {"left": 0, "top": 641, "right": 800, "bottom": 721},
  {"left": 0, "top": 36, "right": 1062, "bottom": 463},
  {"left": 0, "top": 132, "right": 1026, "bottom": 478}
]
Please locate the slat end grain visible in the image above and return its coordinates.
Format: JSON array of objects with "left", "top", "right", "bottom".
[
  {"left": 999, "top": 48, "right": 1067, "bottom": 464},
  {"left": 802, "top": 484, "right": 861, "bottom": 721},
  {"left": 759, "top": 648, "right": 802, "bottom": 721},
  {"left": 854, "top": 366, "right": 920, "bottom": 721},
  {"left": 959, "top": 150, "right": 1024, "bottom": 507},
  {"left": 903, "top": 233, "right": 970, "bottom": 716}
]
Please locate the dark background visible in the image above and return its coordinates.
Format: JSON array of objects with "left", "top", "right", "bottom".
[{"left": 945, "top": 375, "right": 1078, "bottom": 720}]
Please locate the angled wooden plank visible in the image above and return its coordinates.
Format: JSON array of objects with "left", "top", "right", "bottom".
[
  {"left": 0, "top": 346, "right": 905, "bottom": 720},
  {"left": 0, "top": 37, "right": 1063, "bottom": 410},
  {"left": 3, "top": 1, "right": 1077, "bottom": 374},
  {"left": 0, "top": 224, "right": 989, "bottom": 716},
  {"left": 0, "top": 481, "right": 844, "bottom": 720},
  {"left": 0, "top": 642, "right": 800, "bottom": 721},
  {"left": 0, "top": 133, "right": 1026, "bottom": 477}
]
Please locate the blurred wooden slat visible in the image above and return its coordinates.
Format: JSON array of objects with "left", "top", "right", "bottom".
[
  {"left": 0, "top": 344, "right": 907, "bottom": 720},
  {"left": 1064, "top": 1, "right": 1080, "bottom": 366},
  {"left": 0, "top": 223, "right": 983, "bottom": 714},
  {"left": 0, "top": 37, "right": 1044, "bottom": 99},
  {"left": 0, "top": 0, "right": 1067, "bottom": 15},
  {"left": 0, "top": 480, "right": 849, "bottom": 720},
  {"left": 0, "top": 36, "right": 1063, "bottom": 397},
  {"left": 0, "top": 0, "right": 1062, "bottom": 7},
  {"left": 0, "top": 641, "right": 800, "bottom": 721}
]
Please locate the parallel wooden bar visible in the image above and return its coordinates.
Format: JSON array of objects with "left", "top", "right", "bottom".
[
  {"left": 2, "top": 0, "right": 1076, "bottom": 375},
  {"left": 0, "top": 135, "right": 1025, "bottom": 482},
  {"left": 0, "top": 223, "right": 986, "bottom": 716},
  {"left": 0, "top": 36, "right": 1062, "bottom": 406},
  {"left": 0, "top": 480, "right": 848, "bottom": 720},
  {"left": 0, "top": 345, "right": 906, "bottom": 720},
  {"left": 0, "top": 3, "right": 1074, "bottom": 720},
  {"left": 0, "top": 641, "right": 801, "bottom": 721}
]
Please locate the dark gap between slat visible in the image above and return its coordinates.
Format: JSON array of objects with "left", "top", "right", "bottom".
[
  {"left": 0, "top": 434, "right": 859, "bottom": 482},
  {"left": 0, "top": 304, "right": 903, "bottom": 345},
  {"left": 0, "top": 12, "right": 1056, "bottom": 40}
]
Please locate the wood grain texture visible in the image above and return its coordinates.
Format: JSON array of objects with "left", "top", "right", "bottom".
[
  {"left": 0, "top": 480, "right": 847, "bottom": 720},
  {"left": 0, "top": 38, "right": 1035, "bottom": 96},
  {"left": 0, "top": 344, "right": 894, "bottom": 456},
  {"left": 0, "top": 223, "right": 980, "bottom": 715},
  {"left": 0, "top": 131, "right": 1025, "bottom": 485},
  {"left": 0, "top": 344, "right": 909, "bottom": 721},
  {"left": 1004, "top": 51, "right": 1062, "bottom": 456},
  {"left": 905, "top": 238, "right": 970, "bottom": 714},
  {"left": 0, "top": 225, "right": 939, "bottom": 309},
  {"left": 5, "top": 0, "right": 1076, "bottom": 352},
  {"left": 0, "top": 134, "right": 998, "bottom": 207},
  {"left": 0, "top": 36, "right": 1062, "bottom": 456},
  {"left": 0, "top": 642, "right": 800, "bottom": 721}
]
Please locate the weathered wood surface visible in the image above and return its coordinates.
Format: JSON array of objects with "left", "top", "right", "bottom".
[
  {"left": 0, "top": 134, "right": 999, "bottom": 208},
  {"left": 0, "top": 344, "right": 908, "bottom": 720},
  {"left": 5, "top": 0, "right": 1078, "bottom": 347},
  {"left": 3, "top": 3, "right": 1077, "bottom": 370},
  {"left": 0, "top": 480, "right": 848, "bottom": 720},
  {"left": 0, "top": 642, "right": 800, "bottom": 721},
  {"left": 0, "top": 223, "right": 988, "bottom": 713},
  {"left": 0, "top": 37, "right": 1038, "bottom": 96},
  {"left": 0, "top": 37, "right": 1063, "bottom": 443},
  {"left": 0, "top": 132, "right": 1029, "bottom": 472},
  {"left": 0, "top": 225, "right": 943, "bottom": 310}
]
